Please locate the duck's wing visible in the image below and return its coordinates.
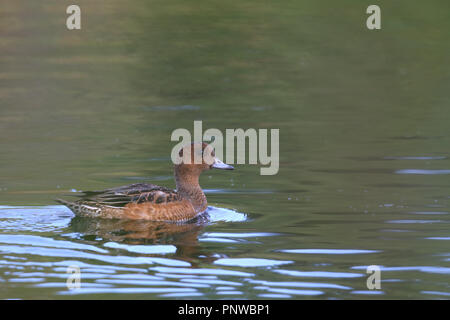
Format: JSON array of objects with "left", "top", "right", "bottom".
[{"left": 80, "top": 183, "right": 181, "bottom": 207}]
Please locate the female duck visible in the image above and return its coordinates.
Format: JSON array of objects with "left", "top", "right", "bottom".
[{"left": 57, "top": 143, "right": 233, "bottom": 222}]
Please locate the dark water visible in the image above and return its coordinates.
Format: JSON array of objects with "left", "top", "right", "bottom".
[{"left": 1, "top": 1, "right": 450, "bottom": 299}]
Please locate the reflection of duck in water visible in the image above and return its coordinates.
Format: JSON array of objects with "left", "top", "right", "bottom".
[
  {"left": 57, "top": 143, "right": 233, "bottom": 221},
  {"left": 68, "top": 216, "right": 207, "bottom": 261},
  {"left": 69, "top": 214, "right": 208, "bottom": 244}
]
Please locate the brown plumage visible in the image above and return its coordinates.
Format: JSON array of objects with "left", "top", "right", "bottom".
[{"left": 56, "top": 143, "right": 234, "bottom": 222}]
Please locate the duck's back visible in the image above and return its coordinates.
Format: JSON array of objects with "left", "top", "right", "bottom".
[{"left": 56, "top": 183, "right": 199, "bottom": 221}]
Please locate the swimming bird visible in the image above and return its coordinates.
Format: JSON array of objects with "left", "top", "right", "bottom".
[{"left": 56, "top": 143, "right": 234, "bottom": 222}]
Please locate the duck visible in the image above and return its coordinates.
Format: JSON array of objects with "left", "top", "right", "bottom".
[{"left": 56, "top": 142, "right": 234, "bottom": 222}]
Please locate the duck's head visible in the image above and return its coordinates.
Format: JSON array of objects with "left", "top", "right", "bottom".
[{"left": 175, "top": 142, "right": 234, "bottom": 175}]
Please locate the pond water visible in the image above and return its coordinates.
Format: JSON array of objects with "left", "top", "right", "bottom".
[{"left": 0, "top": 1, "right": 449, "bottom": 299}]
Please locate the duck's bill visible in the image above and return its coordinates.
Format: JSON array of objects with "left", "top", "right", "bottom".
[{"left": 211, "top": 158, "right": 234, "bottom": 170}]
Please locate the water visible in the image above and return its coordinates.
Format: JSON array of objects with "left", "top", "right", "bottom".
[{"left": 1, "top": 1, "right": 450, "bottom": 299}]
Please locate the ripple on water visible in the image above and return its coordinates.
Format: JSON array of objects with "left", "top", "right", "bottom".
[
  {"left": 3, "top": 203, "right": 442, "bottom": 299},
  {"left": 203, "top": 232, "right": 279, "bottom": 237},
  {"left": 216, "top": 291, "right": 243, "bottom": 295},
  {"left": 409, "top": 211, "right": 448, "bottom": 215},
  {"left": 0, "top": 204, "right": 250, "bottom": 292},
  {"left": 384, "top": 156, "right": 447, "bottom": 160},
  {"left": 274, "top": 269, "right": 364, "bottom": 278},
  {"left": 395, "top": 169, "right": 450, "bottom": 175},
  {"left": 258, "top": 293, "right": 291, "bottom": 298},
  {"left": 278, "top": 249, "right": 380, "bottom": 255},
  {"left": 199, "top": 232, "right": 278, "bottom": 244},
  {"left": 386, "top": 219, "right": 447, "bottom": 224},
  {"left": 351, "top": 290, "right": 384, "bottom": 295},
  {"left": 149, "top": 267, "right": 255, "bottom": 277},
  {"left": 0, "top": 259, "right": 148, "bottom": 273},
  {"left": 0, "top": 245, "right": 190, "bottom": 267},
  {"left": 154, "top": 273, "right": 217, "bottom": 279},
  {"left": 180, "top": 278, "right": 243, "bottom": 286},
  {"left": 351, "top": 265, "right": 450, "bottom": 275},
  {"left": 0, "top": 235, "right": 107, "bottom": 253},
  {"left": 36, "top": 282, "right": 113, "bottom": 288},
  {"left": 95, "top": 279, "right": 210, "bottom": 288},
  {"left": 0, "top": 206, "right": 73, "bottom": 232},
  {"left": 159, "top": 292, "right": 204, "bottom": 298},
  {"left": 143, "top": 105, "right": 200, "bottom": 111},
  {"left": 213, "top": 258, "right": 293, "bottom": 268},
  {"left": 106, "top": 274, "right": 162, "bottom": 280},
  {"left": 205, "top": 207, "right": 247, "bottom": 223},
  {"left": 58, "top": 287, "right": 198, "bottom": 295},
  {"left": 199, "top": 237, "right": 240, "bottom": 243},
  {"left": 13, "top": 272, "right": 114, "bottom": 280},
  {"left": 421, "top": 291, "right": 450, "bottom": 297},
  {"left": 103, "top": 242, "right": 177, "bottom": 255},
  {"left": 254, "top": 286, "right": 324, "bottom": 296},
  {"left": 247, "top": 279, "right": 352, "bottom": 290},
  {"left": 8, "top": 277, "right": 45, "bottom": 283}
]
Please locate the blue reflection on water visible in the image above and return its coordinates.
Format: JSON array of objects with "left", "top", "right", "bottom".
[
  {"left": 278, "top": 249, "right": 380, "bottom": 255},
  {"left": 214, "top": 258, "right": 293, "bottom": 267},
  {"left": 395, "top": 169, "right": 450, "bottom": 175}
]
